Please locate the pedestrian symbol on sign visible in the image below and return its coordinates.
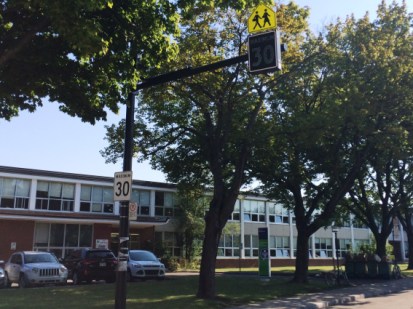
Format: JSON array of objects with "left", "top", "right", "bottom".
[{"left": 248, "top": 4, "right": 276, "bottom": 33}]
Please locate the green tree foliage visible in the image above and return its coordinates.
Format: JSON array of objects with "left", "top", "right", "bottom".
[
  {"left": 252, "top": 0, "right": 413, "bottom": 283},
  {"left": 102, "top": 3, "right": 309, "bottom": 299},
  {"left": 346, "top": 157, "right": 405, "bottom": 259},
  {"left": 0, "top": 0, "right": 181, "bottom": 123},
  {"left": 175, "top": 183, "right": 208, "bottom": 262},
  {"left": 0, "top": 0, "right": 254, "bottom": 123}
]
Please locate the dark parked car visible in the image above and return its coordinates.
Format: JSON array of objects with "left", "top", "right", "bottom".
[
  {"left": 0, "top": 260, "right": 5, "bottom": 288},
  {"left": 62, "top": 248, "right": 117, "bottom": 284},
  {"left": 4, "top": 251, "right": 68, "bottom": 288}
]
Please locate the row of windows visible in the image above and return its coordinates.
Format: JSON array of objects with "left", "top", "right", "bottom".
[
  {"left": 218, "top": 234, "right": 291, "bottom": 258},
  {"left": 0, "top": 177, "right": 380, "bottom": 229},
  {"left": 218, "top": 234, "right": 366, "bottom": 259},
  {"left": 1, "top": 176, "right": 178, "bottom": 218},
  {"left": 32, "top": 223, "right": 184, "bottom": 260},
  {"left": 230, "top": 199, "right": 293, "bottom": 224},
  {"left": 34, "top": 223, "right": 93, "bottom": 259}
]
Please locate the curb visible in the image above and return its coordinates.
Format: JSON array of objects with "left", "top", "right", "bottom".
[
  {"left": 306, "top": 279, "right": 411, "bottom": 308},
  {"left": 306, "top": 294, "right": 365, "bottom": 309}
]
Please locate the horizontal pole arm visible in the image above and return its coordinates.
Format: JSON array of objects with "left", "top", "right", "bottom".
[{"left": 134, "top": 54, "right": 248, "bottom": 92}]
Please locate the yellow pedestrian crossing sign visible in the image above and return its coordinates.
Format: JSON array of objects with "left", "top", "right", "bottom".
[{"left": 248, "top": 4, "right": 276, "bottom": 33}]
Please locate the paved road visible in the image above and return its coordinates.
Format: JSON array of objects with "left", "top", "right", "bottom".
[
  {"left": 332, "top": 289, "right": 413, "bottom": 308},
  {"left": 229, "top": 276, "right": 413, "bottom": 309}
]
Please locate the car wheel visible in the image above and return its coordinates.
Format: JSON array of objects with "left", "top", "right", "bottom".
[
  {"left": 126, "top": 270, "right": 133, "bottom": 282},
  {"left": 19, "top": 274, "right": 29, "bottom": 288},
  {"left": 4, "top": 272, "right": 11, "bottom": 288},
  {"left": 72, "top": 272, "right": 81, "bottom": 285}
]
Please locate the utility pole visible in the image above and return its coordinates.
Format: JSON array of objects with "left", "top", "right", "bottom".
[{"left": 114, "top": 93, "right": 135, "bottom": 309}]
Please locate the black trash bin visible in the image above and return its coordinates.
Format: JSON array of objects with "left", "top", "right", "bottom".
[
  {"left": 345, "top": 261, "right": 355, "bottom": 279},
  {"left": 378, "top": 261, "right": 391, "bottom": 279},
  {"left": 354, "top": 261, "right": 367, "bottom": 278},
  {"left": 367, "top": 260, "right": 378, "bottom": 278}
]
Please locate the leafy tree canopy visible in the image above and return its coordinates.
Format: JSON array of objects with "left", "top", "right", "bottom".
[{"left": 0, "top": 0, "right": 258, "bottom": 123}]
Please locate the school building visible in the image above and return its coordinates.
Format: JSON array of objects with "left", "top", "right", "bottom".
[{"left": 0, "top": 166, "right": 407, "bottom": 267}]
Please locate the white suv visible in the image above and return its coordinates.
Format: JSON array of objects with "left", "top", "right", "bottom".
[
  {"left": 4, "top": 251, "right": 68, "bottom": 288},
  {"left": 127, "top": 250, "right": 166, "bottom": 281}
]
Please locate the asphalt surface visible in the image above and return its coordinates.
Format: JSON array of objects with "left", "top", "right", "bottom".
[{"left": 228, "top": 275, "right": 413, "bottom": 309}]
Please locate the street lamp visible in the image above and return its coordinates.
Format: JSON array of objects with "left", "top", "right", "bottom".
[
  {"left": 332, "top": 227, "right": 340, "bottom": 285},
  {"left": 238, "top": 195, "right": 245, "bottom": 273}
]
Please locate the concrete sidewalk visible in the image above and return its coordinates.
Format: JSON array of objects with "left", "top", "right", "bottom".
[{"left": 229, "top": 276, "right": 413, "bottom": 309}]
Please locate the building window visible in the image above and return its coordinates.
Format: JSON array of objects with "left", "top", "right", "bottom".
[
  {"left": 229, "top": 199, "right": 241, "bottom": 221},
  {"left": 155, "top": 232, "right": 181, "bottom": 257},
  {"left": 243, "top": 200, "right": 265, "bottom": 223},
  {"left": 155, "top": 191, "right": 177, "bottom": 217},
  {"left": 0, "top": 177, "right": 30, "bottom": 209},
  {"left": 352, "top": 219, "right": 368, "bottom": 229},
  {"left": 131, "top": 189, "right": 150, "bottom": 216},
  {"left": 218, "top": 234, "right": 240, "bottom": 257},
  {"left": 35, "top": 181, "right": 74, "bottom": 211},
  {"left": 80, "top": 185, "right": 114, "bottom": 214},
  {"left": 268, "top": 202, "right": 290, "bottom": 224},
  {"left": 34, "top": 223, "right": 92, "bottom": 258},
  {"left": 314, "top": 237, "right": 333, "bottom": 258},
  {"left": 293, "top": 237, "right": 313, "bottom": 258},
  {"left": 354, "top": 239, "right": 370, "bottom": 252},
  {"left": 336, "top": 238, "right": 352, "bottom": 258},
  {"left": 243, "top": 234, "right": 259, "bottom": 257},
  {"left": 269, "top": 236, "right": 290, "bottom": 257}
]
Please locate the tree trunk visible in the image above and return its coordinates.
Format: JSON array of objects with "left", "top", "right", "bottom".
[
  {"left": 293, "top": 231, "right": 309, "bottom": 283},
  {"left": 197, "top": 211, "right": 220, "bottom": 299},
  {"left": 375, "top": 233, "right": 388, "bottom": 259},
  {"left": 407, "top": 236, "right": 413, "bottom": 270},
  {"left": 405, "top": 216, "right": 413, "bottom": 269}
]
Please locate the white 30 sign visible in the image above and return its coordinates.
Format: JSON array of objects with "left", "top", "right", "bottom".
[{"left": 113, "top": 171, "right": 132, "bottom": 201}]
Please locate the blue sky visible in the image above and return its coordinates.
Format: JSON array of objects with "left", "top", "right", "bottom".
[{"left": 0, "top": 0, "right": 410, "bottom": 182}]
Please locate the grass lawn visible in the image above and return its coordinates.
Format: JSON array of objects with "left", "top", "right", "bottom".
[
  {"left": 0, "top": 273, "right": 326, "bottom": 309},
  {"left": 1, "top": 265, "right": 410, "bottom": 309}
]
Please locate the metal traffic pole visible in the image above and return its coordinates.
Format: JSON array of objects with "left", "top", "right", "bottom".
[{"left": 115, "top": 92, "right": 135, "bottom": 309}]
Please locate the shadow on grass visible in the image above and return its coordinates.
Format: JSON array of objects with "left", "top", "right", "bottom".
[{"left": 0, "top": 274, "right": 327, "bottom": 309}]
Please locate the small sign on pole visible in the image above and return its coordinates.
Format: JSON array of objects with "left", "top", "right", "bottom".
[
  {"left": 113, "top": 171, "right": 132, "bottom": 201},
  {"left": 248, "top": 30, "right": 281, "bottom": 74},
  {"left": 248, "top": 4, "right": 277, "bottom": 34},
  {"left": 129, "top": 202, "right": 138, "bottom": 221}
]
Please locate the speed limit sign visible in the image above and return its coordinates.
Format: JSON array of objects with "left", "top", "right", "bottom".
[
  {"left": 248, "top": 30, "right": 281, "bottom": 74},
  {"left": 113, "top": 171, "right": 132, "bottom": 201}
]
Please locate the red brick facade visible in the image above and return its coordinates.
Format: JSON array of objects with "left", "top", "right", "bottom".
[{"left": 0, "top": 219, "right": 35, "bottom": 261}]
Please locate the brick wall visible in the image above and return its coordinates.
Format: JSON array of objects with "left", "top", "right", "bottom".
[
  {"left": 93, "top": 223, "right": 113, "bottom": 248},
  {"left": 0, "top": 219, "right": 35, "bottom": 261}
]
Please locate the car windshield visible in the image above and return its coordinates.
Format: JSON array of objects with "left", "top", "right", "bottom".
[
  {"left": 85, "top": 251, "right": 115, "bottom": 259},
  {"left": 129, "top": 251, "right": 158, "bottom": 262},
  {"left": 24, "top": 253, "right": 58, "bottom": 264}
]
